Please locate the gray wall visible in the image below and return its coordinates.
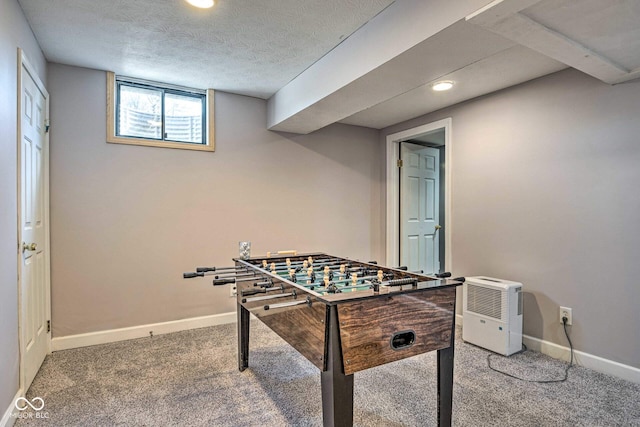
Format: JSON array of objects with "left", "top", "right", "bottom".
[
  {"left": 0, "top": 0, "right": 47, "bottom": 414},
  {"left": 382, "top": 68, "right": 640, "bottom": 369},
  {"left": 47, "top": 63, "right": 383, "bottom": 337}
]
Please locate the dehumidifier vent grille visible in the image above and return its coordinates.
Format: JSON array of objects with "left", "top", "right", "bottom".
[
  {"left": 466, "top": 284, "right": 502, "bottom": 319},
  {"left": 517, "top": 288, "right": 523, "bottom": 316}
]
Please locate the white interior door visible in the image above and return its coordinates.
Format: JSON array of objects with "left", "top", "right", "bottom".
[
  {"left": 400, "top": 143, "right": 440, "bottom": 274},
  {"left": 20, "top": 55, "right": 50, "bottom": 390}
]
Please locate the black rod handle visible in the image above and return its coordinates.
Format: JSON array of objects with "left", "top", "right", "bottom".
[
  {"left": 183, "top": 272, "right": 203, "bottom": 279},
  {"left": 241, "top": 288, "right": 266, "bottom": 297},
  {"left": 196, "top": 266, "right": 236, "bottom": 273},
  {"left": 435, "top": 272, "right": 452, "bottom": 278},
  {"left": 213, "top": 278, "right": 235, "bottom": 286}
]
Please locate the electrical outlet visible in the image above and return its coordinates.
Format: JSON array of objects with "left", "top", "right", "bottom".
[
  {"left": 230, "top": 284, "right": 237, "bottom": 298},
  {"left": 560, "top": 306, "right": 572, "bottom": 325}
]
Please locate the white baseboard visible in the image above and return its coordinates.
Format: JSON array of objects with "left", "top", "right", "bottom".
[
  {"left": 0, "top": 389, "right": 23, "bottom": 427},
  {"left": 455, "top": 314, "right": 640, "bottom": 384},
  {"left": 51, "top": 312, "right": 236, "bottom": 351},
  {"left": 521, "top": 334, "right": 640, "bottom": 383},
  {"left": 49, "top": 311, "right": 640, "bottom": 383}
]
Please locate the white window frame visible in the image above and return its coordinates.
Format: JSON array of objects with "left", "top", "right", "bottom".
[{"left": 106, "top": 72, "right": 215, "bottom": 152}]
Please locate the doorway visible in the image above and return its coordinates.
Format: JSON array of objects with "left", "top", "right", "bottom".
[{"left": 385, "top": 118, "right": 452, "bottom": 273}]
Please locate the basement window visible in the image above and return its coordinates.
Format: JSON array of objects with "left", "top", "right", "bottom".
[{"left": 107, "top": 72, "right": 215, "bottom": 151}]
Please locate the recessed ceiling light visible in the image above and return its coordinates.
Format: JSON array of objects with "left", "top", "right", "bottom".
[
  {"left": 432, "top": 81, "right": 454, "bottom": 91},
  {"left": 185, "top": 0, "right": 214, "bottom": 9}
]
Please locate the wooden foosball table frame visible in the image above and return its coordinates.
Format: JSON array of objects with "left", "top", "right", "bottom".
[{"left": 234, "top": 253, "right": 462, "bottom": 427}]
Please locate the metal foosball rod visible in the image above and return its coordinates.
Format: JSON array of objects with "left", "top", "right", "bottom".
[
  {"left": 269, "top": 265, "right": 350, "bottom": 279},
  {"left": 282, "top": 263, "right": 363, "bottom": 276},
  {"left": 240, "top": 285, "right": 284, "bottom": 298},
  {"left": 306, "top": 277, "right": 418, "bottom": 293},
  {"left": 264, "top": 255, "right": 369, "bottom": 271},
  {"left": 184, "top": 264, "right": 254, "bottom": 278},
  {"left": 262, "top": 255, "right": 327, "bottom": 266},
  {"left": 287, "top": 264, "right": 393, "bottom": 281},
  {"left": 273, "top": 258, "right": 380, "bottom": 274},
  {"left": 242, "top": 290, "right": 297, "bottom": 303},
  {"left": 313, "top": 276, "right": 427, "bottom": 293},
  {"left": 235, "top": 274, "right": 266, "bottom": 282},
  {"left": 382, "top": 277, "right": 419, "bottom": 286},
  {"left": 319, "top": 284, "right": 371, "bottom": 293},
  {"left": 298, "top": 274, "right": 379, "bottom": 287},
  {"left": 258, "top": 258, "right": 339, "bottom": 273},
  {"left": 183, "top": 271, "right": 255, "bottom": 279},
  {"left": 195, "top": 266, "right": 237, "bottom": 273},
  {"left": 264, "top": 296, "right": 312, "bottom": 311},
  {"left": 268, "top": 260, "right": 347, "bottom": 273},
  {"left": 184, "top": 266, "right": 262, "bottom": 285},
  {"left": 211, "top": 274, "right": 253, "bottom": 285}
]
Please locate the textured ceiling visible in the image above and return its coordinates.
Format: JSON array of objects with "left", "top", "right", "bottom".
[
  {"left": 18, "top": 0, "right": 394, "bottom": 98},
  {"left": 20, "top": 0, "right": 638, "bottom": 133}
]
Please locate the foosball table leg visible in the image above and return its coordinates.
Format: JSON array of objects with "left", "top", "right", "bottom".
[
  {"left": 437, "top": 316, "right": 456, "bottom": 427},
  {"left": 237, "top": 302, "right": 250, "bottom": 372},
  {"left": 321, "top": 306, "right": 354, "bottom": 427}
]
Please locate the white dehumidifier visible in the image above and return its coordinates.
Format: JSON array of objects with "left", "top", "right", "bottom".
[{"left": 462, "top": 276, "right": 523, "bottom": 356}]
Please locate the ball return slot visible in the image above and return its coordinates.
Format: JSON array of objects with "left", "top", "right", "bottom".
[{"left": 390, "top": 330, "right": 416, "bottom": 350}]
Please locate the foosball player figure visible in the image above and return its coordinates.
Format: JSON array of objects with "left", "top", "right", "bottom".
[
  {"left": 326, "top": 283, "right": 340, "bottom": 293},
  {"left": 307, "top": 267, "right": 316, "bottom": 284},
  {"left": 323, "top": 266, "right": 334, "bottom": 280},
  {"left": 289, "top": 268, "right": 297, "bottom": 283},
  {"left": 370, "top": 279, "right": 380, "bottom": 293}
]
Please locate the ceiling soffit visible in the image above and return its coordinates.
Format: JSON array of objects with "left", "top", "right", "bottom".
[{"left": 467, "top": 0, "right": 640, "bottom": 85}]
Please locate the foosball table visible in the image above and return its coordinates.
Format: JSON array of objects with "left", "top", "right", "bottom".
[{"left": 187, "top": 252, "right": 463, "bottom": 426}]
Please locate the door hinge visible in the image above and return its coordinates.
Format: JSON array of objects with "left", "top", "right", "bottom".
[
  {"left": 45, "top": 119, "right": 50, "bottom": 133},
  {"left": 47, "top": 320, "right": 50, "bottom": 333},
  {"left": 397, "top": 159, "right": 403, "bottom": 168}
]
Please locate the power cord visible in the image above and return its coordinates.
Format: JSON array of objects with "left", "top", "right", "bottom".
[{"left": 487, "top": 316, "right": 574, "bottom": 383}]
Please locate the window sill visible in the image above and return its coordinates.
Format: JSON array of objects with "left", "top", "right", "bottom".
[{"left": 106, "top": 135, "right": 215, "bottom": 152}]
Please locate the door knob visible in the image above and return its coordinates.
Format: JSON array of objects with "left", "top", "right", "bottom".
[
  {"left": 22, "top": 242, "right": 37, "bottom": 252},
  {"left": 435, "top": 225, "right": 442, "bottom": 231}
]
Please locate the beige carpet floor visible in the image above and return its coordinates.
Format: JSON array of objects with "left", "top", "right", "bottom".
[{"left": 16, "top": 321, "right": 640, "bottom": 426}]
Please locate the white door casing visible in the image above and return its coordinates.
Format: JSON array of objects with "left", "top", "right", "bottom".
[
  {"left": 18, "top": 49, "right": 51, "bottom": 391},
  {"left": 400, "top": 143, "right": 440, "bottom": 274}
]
